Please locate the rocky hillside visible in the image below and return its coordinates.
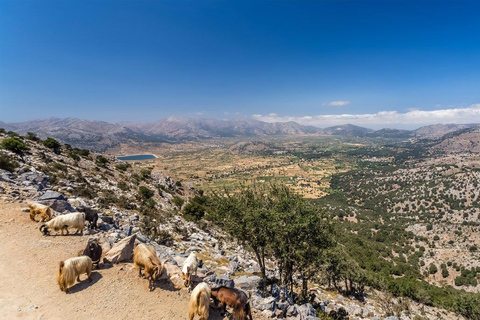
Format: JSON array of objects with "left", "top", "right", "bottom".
[{"left": 0, "top": 130, "right": 472, "bottom": 320}]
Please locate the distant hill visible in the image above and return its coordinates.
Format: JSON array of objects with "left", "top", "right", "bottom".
[
  {"left": 1, "top": 117, "right": 321, "bottom": 151},
  {"left": 323, "top": 124, "right": 374, "bottom": 137},
  {"left": 431, "top": 125, "right": 480, "bottom": 154},
  {"left": 413, "top": 123, "right": 475, "bottom": 139}
]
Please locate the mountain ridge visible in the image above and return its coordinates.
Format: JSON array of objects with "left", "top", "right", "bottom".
[{"left": 2, "top": 117, "right": 478, "bottom": 151}]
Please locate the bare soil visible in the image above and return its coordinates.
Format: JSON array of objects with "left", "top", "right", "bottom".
[{"left": 0, "top": 201, "right": 260, "bottom": 320}]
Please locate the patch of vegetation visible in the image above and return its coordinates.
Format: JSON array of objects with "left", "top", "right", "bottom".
[
  {"left": 0, "top": 151, "right": 19, "bottom": 172},
  {"left": 1, "top": 137, "right": 29, "bottom": 156},
  {"left": 43, "top": 137, "right": 62, "bottom": 154}
]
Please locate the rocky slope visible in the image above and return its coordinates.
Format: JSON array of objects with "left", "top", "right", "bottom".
[{"left": 0, "top": 132, "right": 467, "bottom": 320}]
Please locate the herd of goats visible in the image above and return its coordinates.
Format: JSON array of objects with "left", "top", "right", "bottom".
[{"left": 28, "top": 202, "right": 254, "bottom": 320}]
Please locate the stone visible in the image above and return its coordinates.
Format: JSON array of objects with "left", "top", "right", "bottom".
[
  {"left": 38, "top": 190, "right": 66, "bottom": 201},
  {"left": 136, "top": 232, "right": 148, "bottom": 243},
  {"left": 251, "top": 294, "right": 276, "bottom": 311},
  {"left": 234, "top": 275, "right": 262, "bottom": 291},
  {"left": 286, "top": 305, "right": 299, "bottom": 317},
  {"left": 99, "top": 214, "right": 114, "bottom": 224},
  {"left": 103, "top": 234, "right": 136, "bottom": 264},
  {"left": 384, "top": 317, "right": 399, "bottom": 320},
  {"left": 39, "top": 199, "right": 74, "bottom": 213},
  {"left": 297, "top": 303, "right": 317, "bottom": 319},
  {"left": 209, "top": 274, "right": 234, "bottom": 288},
  {"left": 0, "top": 169, "right": 14, "bottom": 182}
]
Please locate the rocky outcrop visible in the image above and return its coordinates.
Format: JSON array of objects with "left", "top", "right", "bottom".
[{"left": 103, "top": 235, "right": 136, "bottom": 264}]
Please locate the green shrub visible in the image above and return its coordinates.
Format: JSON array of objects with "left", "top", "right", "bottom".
[
  {"left": 138, "top": 186, "right": 154, "bottom": 199},
  {"left": 1, "top": 137, "right": 28, "bottom": 156},
  {"left": 172, "top": 196, "right": 184, "bottom": 208},
  {"left": 428, "top": 263, "right": 438, "bottom": 274},
  {"left": 0, "top": 151, "right": 19, "bottom": 172},
  {"left": 43, "top": 137, "right": 62, "bottom": 153}
]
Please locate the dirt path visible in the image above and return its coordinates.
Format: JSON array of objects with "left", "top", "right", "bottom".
[{"left": 0, "top": 202, "right": 260, "bottom": 320}]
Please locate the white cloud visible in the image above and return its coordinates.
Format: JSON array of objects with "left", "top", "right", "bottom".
[
  {"left": 323, "top": 100, "right": 350, "bottom": 107},
  {"left": 252, "top": 104, "right": 480, "bottom": 129}
]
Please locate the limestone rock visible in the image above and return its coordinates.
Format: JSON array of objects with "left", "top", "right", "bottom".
[{"left": 103, "top": 234, "right": 136, "bottom": 264}]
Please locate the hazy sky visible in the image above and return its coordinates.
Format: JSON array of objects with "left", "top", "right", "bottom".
[{"left": 1, "top": 0, "right": 480, "bottom": 128}]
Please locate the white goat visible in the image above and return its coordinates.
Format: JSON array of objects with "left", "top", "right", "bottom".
[{"left": 39, "top": 212, "right": 85, "bottom": 235}]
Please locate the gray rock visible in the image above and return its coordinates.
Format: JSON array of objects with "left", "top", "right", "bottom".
[
  {"left": 136, "top": 232, "right": 148, "bottom": 243},
  {"left": 251, "top": 295, "right": 276, "bottom": 311},
  {"left": 272, "top": 284, "right": 293, "bottom": 304},
  {"left": 234, "top": 275, "right": 261, "bottom": 291},
  {"left": 385, "top": 317, "right": 399, "bottom": 320},
  {"left": 39, "top": 199, "right": 74, "bottom": 213},
  {"left": 297, "top": 303, "right": 317, "bottom": 319},
  {"left": 38, "top": 190, "right": 66, "bottom": 201},
  {"left": 186, "top": 246, "right": 202, "bottom": 254},
  {"left": 0, "top": 169, "right": 14, "bottom": 182},
  {"left": 286, "top": 305, "right": 299, "bottom": 317},
  {"left": 16, "top": 171, "right": 49, "bottom": 190},
  {"left": 209, "top": 274, "right": 234, "bottom": 288},
  {"left": 99, "top": 214, "right": 114, "bottom": 224},
  {"left": 103, "top": 234, "right": 136, "bottom": 264}
]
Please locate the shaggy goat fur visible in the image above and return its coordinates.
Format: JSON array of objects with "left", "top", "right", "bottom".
[
  {"left": 182, "top": 251, "right": 199, "bottom": 289},
  {"left": 211, "top": 286, "right": 253, "bottom": 320},
  {"left": 133, "top": 243, "right": 164, "bottom": 291},
  {"left": 39, "top": 212, "right": 85, "bottom": 236},
  {"left": 28, "top": 203, "right": 52, "bottom": 222},
  {"left": 57, "top": 256, "right": 93, "bottom": 293},
  {"left": 188, "top": 282, "right": 211, "bottom": 320}
]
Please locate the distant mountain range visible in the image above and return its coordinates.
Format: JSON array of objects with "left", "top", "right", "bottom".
[{"left": 0, "top": 117, "right": 478, "bottom": 151}]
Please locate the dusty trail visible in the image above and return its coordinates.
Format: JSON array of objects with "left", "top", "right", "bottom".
[{"left": 0, "top": 202, "right": 255, "bottom": 320}]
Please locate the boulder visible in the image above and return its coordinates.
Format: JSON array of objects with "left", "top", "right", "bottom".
[
  {"left": 286, "top": 305, "right": 299, "bottom": 318},
  {"left": 234, "top": 275, "right": 262, "bottom": 291},
  {"left": 208, "top": 274, "right": 234, "bottom": 288},
  {"left": 251, "top": 295, "right": 276, "bottom": 311},
  {"left": 16, "top": 171, "right": 49, "bottom": 190},
  {"left": 38, "top": 190, "right": 66, "bottom": 201},
  {"left": 297, "top": 303, "right": 317, "bottom": 319},
  {"left": 103, "top": 234, "right": 136, "bottom": 264},
  {"left": 40, "top": 199, "right": 74, "bottom": 213},
  {"left": 0, "top": 169, "right": 14, "bottom": 182}
]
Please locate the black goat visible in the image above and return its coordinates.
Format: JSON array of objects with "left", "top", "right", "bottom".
[
  {"left": 77, "top": 206, "right": 98, "bottom": 230},
  {"left": 81, "top": 238, "right": 102, "bottom": 269}
]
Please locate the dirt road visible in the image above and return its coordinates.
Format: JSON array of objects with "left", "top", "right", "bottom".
[{"left": 0, "top": 201, "right": 257, "bottom": 320}]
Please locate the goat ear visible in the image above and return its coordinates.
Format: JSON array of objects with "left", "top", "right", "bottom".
[{"left": 187, "top": 266, "right": 191, "bottom": 273}]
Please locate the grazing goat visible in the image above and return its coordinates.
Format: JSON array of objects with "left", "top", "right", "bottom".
[
  {"left": 211, "top": 286, "right": 253, "bottom": 320},
  {"left": 188, "top": 282, "right": 211, "bottom": 320},
  {"left": 81, "top": 238, "right": 102, "bottom": 269},
  {"left": 133, "top": 243, "right": 164, "bottom": 291},
  {"left": 28, "top": 203, "right": 52, "bottom": 222},
  {"left": 76, "top": 206, "right": 98, "bottom": 229},
  {"left": 39, "top": 212, "right": 85, "bottom": 236},
  {"left": 182, "top": 251, "right": 199, "bottom": 290},
  {"left": 57, "top": 256, "right": 93, "bottom": 293}
]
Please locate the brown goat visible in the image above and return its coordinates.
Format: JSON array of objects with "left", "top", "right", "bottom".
[
  {"left": 211, "top": 286, "right": 252, "bottom": 320},
  {"left": 28, "top": 203, "right": 52, "bottom": 222},
  {"left": 133, "top": 243, "right": 164, "bottom": 291}
]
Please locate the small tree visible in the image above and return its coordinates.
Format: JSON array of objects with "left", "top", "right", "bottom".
[
  {"left": 138, "top": 186, "right": 154, "bottom": 199},
  {"left": 429, "top": 263, "right": 438, "bottom": 274},
  {"left": 1, "top": 137, "right": 28, "bottom": 157},
  {"left": 43, "top": 137, "right": 62, "bottom": 154}
]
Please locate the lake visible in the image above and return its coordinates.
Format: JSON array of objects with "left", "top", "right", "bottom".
[{"left": 116, "top": 154, "right": 157, "bottom": 161}]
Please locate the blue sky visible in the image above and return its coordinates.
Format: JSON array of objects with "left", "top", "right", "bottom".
[{"left": 1, "top": 0, "right": 480, "bottom": 128}]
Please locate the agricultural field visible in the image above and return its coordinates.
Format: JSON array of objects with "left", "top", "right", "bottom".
[{"left": 108, "top": 135, "right": 364, "bottom": 198}]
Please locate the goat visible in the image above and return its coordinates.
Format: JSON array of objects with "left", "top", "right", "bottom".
[
  {"left": 133, "top": 243, "right": 164, "bottom": 291},
  {"left": 182, "top": 251, "right": 199, "bottom": 290},
  {"left": 28, "top": 203, "right": 52, "bottom": 222},
  {"left": 80, "top": 238, "right": 102, "bottom": 269},
  {"left": 211, "top": 286, "right": 253, "bottom": 320},
  {"left": 39, "top": 212, "right": 85, "bottom": 236},
  {"left": 188, "top": 282, "right": 211, "bottom": 320},
  {"left": 57, "top": 256, "right": 93, "bottom": 293},
  {"left": 76, "top": 206, "right": 98, "bottom": 229}
]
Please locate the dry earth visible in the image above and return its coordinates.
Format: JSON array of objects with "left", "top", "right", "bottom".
[{"left": 0, "top": 201, "right": 261, "bottom": 320}]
